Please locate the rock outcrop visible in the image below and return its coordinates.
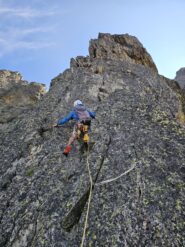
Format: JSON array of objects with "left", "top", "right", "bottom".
[
  {"left": 0, "top": 33, "right": 185, "bottom": 247},
  {"left": 0, "top": 70, "right": 46, "bottom": 124},
  {"left": 89, "top": 33, "right": 158, "bottom": 72},
  {"left": 175, "top": 67, "right": 185, "bottom": 89}
]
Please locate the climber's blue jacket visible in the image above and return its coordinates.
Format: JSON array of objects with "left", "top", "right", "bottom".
[{"left": 57, "top": 105, "right": 96, "bottom": 125}]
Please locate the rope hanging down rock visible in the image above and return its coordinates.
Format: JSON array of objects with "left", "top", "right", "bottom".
[
  {"left": 80, "top": 146, "right": 93, "bottom": 247},
  {"left": 80, "top": 146, "right": 137, "bottom": 246},
  {"left": 95, "top": 163, "right": 137, "bottom": 186}
]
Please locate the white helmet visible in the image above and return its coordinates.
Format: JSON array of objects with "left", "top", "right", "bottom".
[{"left": 74, "top": 100, "right": 83, "bottom": 107}]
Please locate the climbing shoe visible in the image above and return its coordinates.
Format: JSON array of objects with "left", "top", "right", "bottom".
[{"left": 63, "top": 146, "right": 72, "bottom": 156}]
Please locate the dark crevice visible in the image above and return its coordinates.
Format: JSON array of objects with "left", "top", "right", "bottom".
[
  {"left": 97, "top": 94, "right": 102, "bottom": 102},
  {"left": 93, "top": 136, "right": 111, "bottom": 184},
  {"left": 67, "top": 173, "right": 76, "bottom": 181},
  {"left": 37, "top": 126, "right": 52, "bottom": 137},
  {"left": 93, "top": 48, "right": 96, "bottom": 58},
  {"left": 0, "top": 171, "right": 17, "bottom": 190},
  {"left": 61, "top": 189, "right": 90, "bottom": 232},
  {"left": 61, "top": 136, "right": 111, "bottom": 232},
  {"left": 99, "top": 87, "right": 108, "bottom": 94}
]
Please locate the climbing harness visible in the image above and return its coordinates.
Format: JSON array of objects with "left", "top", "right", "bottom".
[
  {"left": 82, "top": 125, "right": 90, "bottom": 143},
  {"left": 77, "top": 120, "right": 91, "bottom": 151}
]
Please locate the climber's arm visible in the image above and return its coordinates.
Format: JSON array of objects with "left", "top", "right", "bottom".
[
  {"left": 57, "top": 111, "right": 74, "bottom": 125},
  {"left": 88, "top": 110, "right": 96, "bottom": 119}
]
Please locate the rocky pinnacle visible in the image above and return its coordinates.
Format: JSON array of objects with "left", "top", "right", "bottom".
[{"left": 0, "top": 33, "right": 185, "bottom": 247}]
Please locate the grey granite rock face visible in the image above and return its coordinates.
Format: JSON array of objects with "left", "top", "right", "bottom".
[
  {"left": 0, "top": 34, "right": 185, "bottom": 247},
  {"left": 89, "top": 33, "right": 158, "bottom": 72},
  {"left": 175, "top": 67, "right": 185, "bottom": 89},
  {"left": 0, "top": 70, "right": 46, "bottom": 124}
]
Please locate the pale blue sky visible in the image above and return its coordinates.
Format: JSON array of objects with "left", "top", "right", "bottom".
[{"left": 0, "top": 0, "right": 185, "bottom": 89}]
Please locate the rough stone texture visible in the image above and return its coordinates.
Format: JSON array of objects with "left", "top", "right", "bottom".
[
  {"left": 89, "top": 33, "right": 158, "bottom": 72},
  {"left": 175, "top": 67, "right": 185, "bottom": 89},
  {"left": 0, "top": 33, "right": 185, "bottom": 247},
  {"left": 164, "top": 77, "right": 185, "bottom": 125},
  {"left": 0, "top": 70, "right": 25, "bottom": 89},
  {"left": 0, "top": 70, "right": 46, "bottom": 124}
]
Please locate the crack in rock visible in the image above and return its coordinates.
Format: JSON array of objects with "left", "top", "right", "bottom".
[{"left": 61, "top": 136, "right": 111, "bottom": 232}]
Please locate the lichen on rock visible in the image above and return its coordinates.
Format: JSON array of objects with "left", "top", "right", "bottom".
[{"left": 0, "top": 33, "right": 185, "bottom": 247}]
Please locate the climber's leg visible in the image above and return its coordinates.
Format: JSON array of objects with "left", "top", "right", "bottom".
[{"left": 63, "top": 124, "right": 81, "bottom": 156}]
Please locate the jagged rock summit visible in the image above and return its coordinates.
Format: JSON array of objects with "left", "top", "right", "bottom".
[
  {"left": 0, "top": 70, "right": 46, "bottom": 124},
  {"left": 0, "top": 70, "right": 24, "bottom": 89},
  {"left": 89, "top": 33, "right": 158, "bottom": 72},
  {"left": 175, "top": 67, "right": 185, "bottom": 89},
  {"left": 0, "top": 33, "right": 185, "bottom": 247},
  {"left": 69, "top": 33, "right": 157, "bottom": 79}
]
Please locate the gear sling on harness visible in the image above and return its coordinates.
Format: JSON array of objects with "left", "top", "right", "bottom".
[
  {"left": 75, "top": 105, "right": 91, "bottom": 144},
  {"left": 78, "top": 120, "right": 91, "bottom": 143}
]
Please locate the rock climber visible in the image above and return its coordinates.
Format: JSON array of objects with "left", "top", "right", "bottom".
[{"left": 54, "top": 100, "right": 96, "bottom": 156}]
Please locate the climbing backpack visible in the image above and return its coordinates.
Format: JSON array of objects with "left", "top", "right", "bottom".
[
  {"left": 75, "top": 105, "right": 91, "bottom": 144},
  {"left": 74, "top": 105, "right": 91, "bottom": 125}
]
